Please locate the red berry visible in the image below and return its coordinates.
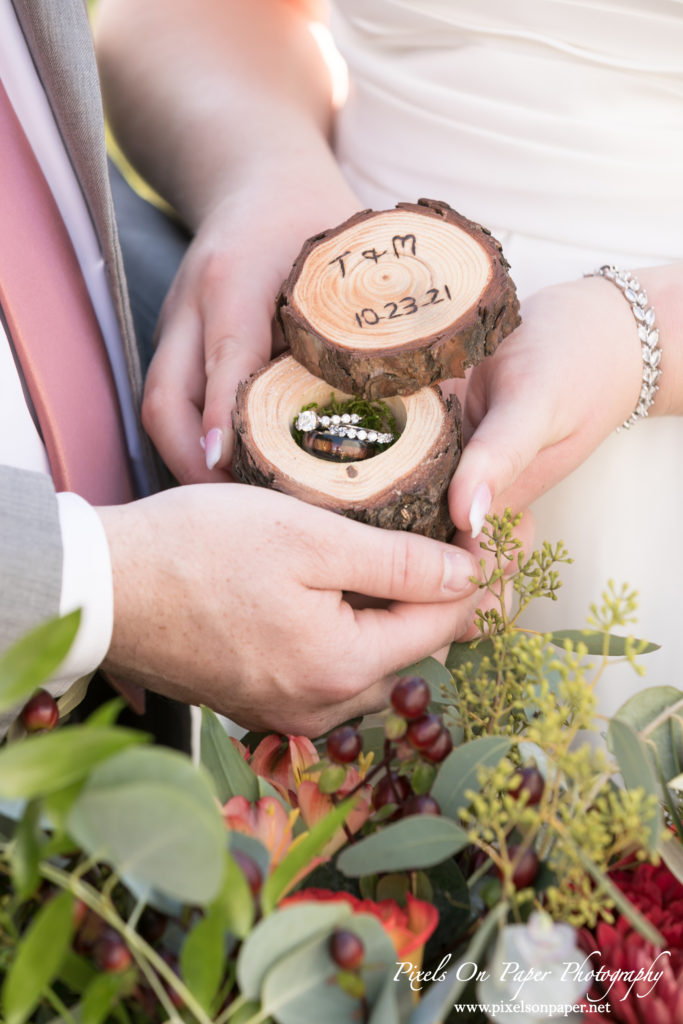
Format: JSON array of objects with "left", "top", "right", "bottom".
[
  {"left": 421, "top": 727, "right": 453, "bottom": 764},
  {"left": 403, "top": 794, "right": 441, "bottom": 817},
  {"left": 326, "top": 726, "right": 362, "bottom": 764},
  {"left": 94, "top": 930, "right": 132, "bottom": 973},
  {"left": 73, "top": 908, "right": 106, "bottom": 955},
  {"left": 390, "top": 677, "right": 431, "bottom": 720},
  {"left": 510, "top": 766, "right": 545, "bottom": 806},
  {"left": 372, "top": 772, "right": 412, "bottom": 811},
  {"left": 232, "top": 849, "right": 263, "bottom": 896},
  {"left": 20, "top": 690, "right": 59, "bottom": 732},
  {"left": 329, "top": 928, "right": 364, "bottom": 970},
  {"left": 508, "top": 846, "right": 541, "bottom": 889},
  {"left": 406, "top": 714, "right": 443, "bottom": 751},
  {"left": 72, "top": 899, "right": 88, "bottom": 931}
]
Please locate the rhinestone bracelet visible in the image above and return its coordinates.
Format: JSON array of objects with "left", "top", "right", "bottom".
[{"left": 586, "top": 265, "right": 662, "bottom": 430}]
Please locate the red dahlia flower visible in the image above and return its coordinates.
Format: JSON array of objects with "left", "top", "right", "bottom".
[{"left": 579, "top": 860, "right": 683, "bottom": 1023}]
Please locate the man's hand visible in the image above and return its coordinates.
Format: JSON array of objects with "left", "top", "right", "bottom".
[{"left": 97, "top": 486, "right": 480, "bottom": 736}]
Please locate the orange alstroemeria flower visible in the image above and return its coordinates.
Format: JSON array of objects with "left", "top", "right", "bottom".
[
  {"left": 283, "top": 889, "right": 438, "bottom": 962},
  {"left": 297, "top": 767, "right": 372, "bottom": 856},
  {"left": 222, "top": 795, "right": 298, "bottom": 867},
  {"left": 249, "top": 734, "right": 319, "bottom": 802}
]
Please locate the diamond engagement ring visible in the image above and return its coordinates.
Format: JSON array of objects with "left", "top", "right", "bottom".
[{"left": 294, "top": 409, "right": 394, "bottom": 445}]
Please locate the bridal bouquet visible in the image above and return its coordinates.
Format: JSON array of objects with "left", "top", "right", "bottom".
[{"left": 1, "top": 512, "right": 681, "bottom": 1024}]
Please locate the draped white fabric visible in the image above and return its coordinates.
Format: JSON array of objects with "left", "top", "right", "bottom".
[{"left": 331, "top": 0, "right": 683, "bottom": 713}]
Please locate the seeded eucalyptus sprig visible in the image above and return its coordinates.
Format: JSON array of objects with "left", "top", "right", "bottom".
[{"left": 442, "top": 509, "right": 663, "bottom": 927}]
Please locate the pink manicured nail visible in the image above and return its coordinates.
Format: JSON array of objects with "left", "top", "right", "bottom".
[
  {"left": 199, "top": 435, "right": 206, "bottom": 451},
  {"left": 205, "top": 428, "right": 223, "bottom": 471},
  {"left": 469, "top": 483, "right": 492, "bottom": 539}
]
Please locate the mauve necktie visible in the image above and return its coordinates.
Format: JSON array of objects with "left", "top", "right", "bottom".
[
  {"left": 0, "top": 77, "right": 144, "bottom": 711},
  {"left": 0, "top": 76, "right": 135, "bottom": 505}
]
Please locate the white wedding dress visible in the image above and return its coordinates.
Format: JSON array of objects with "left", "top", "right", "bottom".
[{"left": 329, "top": 0, "right": 683, "bottom": 716}]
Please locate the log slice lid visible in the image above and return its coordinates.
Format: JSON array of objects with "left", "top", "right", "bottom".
[{"left": 277, "top": 198, "right": 520, "bottom": 399}]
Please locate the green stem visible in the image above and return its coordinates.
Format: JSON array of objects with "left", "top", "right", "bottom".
[
  {"left": 44, "top": 985, "right": 78, "bottom": 1024},
  {"left": 214, "top": 992, "right": 250, "bottom": 1024},
  {"left": 39, "top": 862, "right": 213, "bottom": 1024}
]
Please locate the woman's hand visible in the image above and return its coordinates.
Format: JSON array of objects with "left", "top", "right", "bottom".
[
  {"left": 448, "top": 273, "right": 650, "bottom": 535},
  {"left": 141, "top": 153, "right": 360, "bottom": 484}
]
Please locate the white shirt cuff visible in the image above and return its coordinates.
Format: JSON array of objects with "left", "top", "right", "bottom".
[{"left": 54, "top": 491, "right": 114, "bottom": 690}]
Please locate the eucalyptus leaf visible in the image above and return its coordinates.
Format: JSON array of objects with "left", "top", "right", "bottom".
[
  {"left": 607, "top": 718, "right": 661, "bottom": 853},
  {"left": 2, "top": 890, "right": 75, "bottom": 1024},
  {"left": 337, "top": 815, "right": 469, "bottom": 877},
  {"left": 261, "top": 799, "right": 354, "bottom": 913},
  {"left": 406, "top": 902, "right": 509, "bottom": 1024},
  {"left": 0, "top": 610, "right": 80, "bottom": 714},
  {"left": 259, "top": 912, "right": 396, "bottom": 1023},
  {"left": 0, "top": 727, "right": 147, "bottom": 799},
  {"left": 237, "top": 903, "right": 352, "bottom": 999},
  {"left": 431, "top": 736, "right": 512, "bottom": 822},
  {"left": 548, "top": 629, "right": 659, "bottom": 656},
  {"left": 180, "top": 900, "right": 227, "bottom": 1012},
  {"left": 615, "top": 686, "right": 683, "bottom": 783},
  {"left": 200, "top": 706, "right": 259, "bottom": 803},
  {"left": 368, "top": 973, "right": 400, "bottom": 1024},
  {"left": 398, "top": 657, "right": 453, "bottom": 704},
  {"left": 68, "top": 747, "right": 225, "bottom": 906}
]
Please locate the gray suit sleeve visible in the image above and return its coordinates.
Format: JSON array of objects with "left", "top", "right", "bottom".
[{"left": 0, "top": 466, "right": 62, "bottom": 651}]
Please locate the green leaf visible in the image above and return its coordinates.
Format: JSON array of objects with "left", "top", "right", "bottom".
[
  {"left": 9, "top": 800, "right": 42, "bottom": 903},
  {"left": 660, "top": 835, "right": 683, "bottom": 887},
  {"left": 200, "top": 706, "right": 259, "bottom": 803},
  {"left": 397, "top": 658, "right": 453, "bottom": 704},
  {"left": 219, "top": 850, "right": 255, "bottom": 939},
  {"left": 0, "top": 726, "right": 147, "bottom": 799},
  {"left": 431, "top": 736, "right": 512, "bottom": 821},
  {"left": 548, "top": 629, "right": 659, "bottom": 656},
  {"left": 572, "top": 844, "right": 665, "bottom": 947},
  {"left": 68, "top": 747, "right": 226, "bottom": 906},
  {"left": 261, "top": 799, "right": 354, "bottom": 914},
  {"left": 607, "top": 718, "right": 661, "bottom": 853},
  {"left": 84, "top": 697, "right": 126, "bottom": 728},
  {"left": 259, "top": 912, "right": 396, "bottom": 1024},
  {"left": 615, "top": 686, "right": 683, "bottom": 784},
  {"left": 337, "top": 815, "right": 469, "bottom": 877},
  {"left": 180, "top": 900, "right": 227, "bottom": 1012},
  {"left": 445, "top": 638, "right": 495, "bottom": 673},
  {"left": 0, "top": 611, "right": 80, "bottom": 714},
  {"left": 81, "top": 971, "right": 131, "bottom": 1024},
  {"left": 237, "top": 903, "right": 353, "bottom": 999},
  {"left": 406, "top": 902, "right": 508, "bottom": 1024},
  {"left": 57, "top": 951, "right": 96, "bottom": 996},
  {"left": 2, "top": 890, "right": 75, "bottom": 1024}
]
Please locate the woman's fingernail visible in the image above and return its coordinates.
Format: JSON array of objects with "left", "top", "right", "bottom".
[
  {"left": 469, "top": 483, "right": 492, "bottom": 539},
  {"left": 443, "top": 550, "right": 477, "bottom": 594},
  {"left": 199, "top": 435, "right": 206, "bottom": 451},
  {"left": 205, "top": 428, "right": 223, "bottom": 471}
]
